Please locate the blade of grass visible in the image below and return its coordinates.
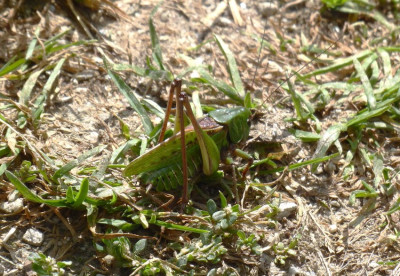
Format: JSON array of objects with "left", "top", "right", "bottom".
[
  {"left": 152, "top": 220, "right": 209, "bottom": 234},
  {"left": 72, "top": 178, "right": 89, "bottom": 208},
  {"left": 194, "top": 68, "right": 243, "bottom": 104},
  {"left": 378, "top": 48, "right": 392, "bottom": 80},
  {"left": 32, "top": 58, "right": 66, "bottom": 126},
  {"left": 214, "top": 35, "right": 244, "bottom": 97},
  {"left": 25, "top": 27, "right": 41, "bottom": 60},
  {"left": 19, "top": 69, "right": 44, "bottom": 105},
  {"left": 345, "top": 105, "right": 390, "bottom": 127},
  {"left": 106, "top": 65, "right": 153, "bottom": 135},
  {"left": 52, "top": 145, "right": 107, "bottom": 180},
  {"left": 149, "top": 2, "right": 165, "bottom": 70},
  {"left": 311, "top": 124, "right": 345, "bottom": 171},
  {"left": 258, "top": 153, "right": 340, "bottom": 175},
  {"left": 5, "top": 170, "right": 69, "bottom": 207},
  {"left": 0, "top": 57, "right": 26, "bottom": 77},
  {"left": 302, "top": 49, "right": 373, "bottom": 78},
  {"left": 290, "top": 129, "right": 321, "bottom": 142},
  {"left": 353, "top": 58, "right": 376, "bottom": 109}
]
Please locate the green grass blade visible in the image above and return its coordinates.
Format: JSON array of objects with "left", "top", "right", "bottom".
[
  {"left": 0, "top": 57, "right": 26, "bottom": 77},
  {"left": 153, "top": 220, "right": 209, "bottom": 234},
  {"left": 19, "top": 69, "right": 44, "bottom": 105},
  {"left": 5, "top": 170, "right": 69, "bottom": 207},
  {"left": 345, "top": 105, "right": 390, "bottom": 128},
  {"left": 149, "top": 2, "right": 164, "bottom": 70},
  {"left": 5, "top": 171, "right": 43, "bottom": 203},
  {"left": 46, "top": 40, "right": 96, "bottom": 56},
  {"left": 258, "top": 153, "right": 340, "bottom": 175},
  {"left": 112, "top": 63, "right": 147, "bottom": 76},
  {"left": 26, "top": 27, "right": 41, "bottom": 60},
  {"left": 106, "top": 66, "right": 153, "bottom": 135},
  {"left": 110, "top": 139, "right": 140, "bottom": 164},
  {"left": 214, "top": 35, "right": 244, "bottom": 97},
  {"left": 194, "top": 68, "right": 243, "bottom": 104},
  {"left": 141, "top": 99, "right": 165, "bottom": 119},
  {"left": 290, "top": 129, "right": 321, "bottom": 142},
  {"left": 285, "top": 76, "right": 308, "bottom": 120},
  {"left": 72, "top": 178, "right": 89, "bottom": 208},
  {"left": 32, "top": 58, "right": 66, "bottom": 125},
  {"left": 0, "top": 55, "right": 17, "bottom": 75},
  {"left": 302, "top": 50, "right": 373, "bottom": 78},
  {"left": 353, "top": 58, "right": 376, "bottom": 109},
  {"left": 311, "top": 124, "right": 345, "bottom": 171},
  {"left": 378, "top": 48, "right": 392, "bottom": 80},
  {"left": 52, "top": 145, "right": 106, "bottom": 180},
  {"left": 219, "top": 191, "right": 227, "bottom": 208}
]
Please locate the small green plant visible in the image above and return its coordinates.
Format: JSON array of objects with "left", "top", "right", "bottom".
[
  {"left": 273, "top": 235, "right": 300, "bottom": 265},
  {"left": 207, "top": 192, "right": 240, "bottom": 232},
  {"left": 236, "top": 230, "right": 262, "bottom": 255},
  {"left": 321, "top": 0, "right": 348, "bottom": 9},
  {"left": 30, "top": 252, "right": 71, "bottom": 276}
]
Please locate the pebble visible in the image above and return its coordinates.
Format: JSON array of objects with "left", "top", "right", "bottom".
[
  {"left": 277, "top": 201, "right": 298, "bottom": 219},
  {"left": 102, "top": 255, "right": 114, "bottom": 266},
  {"left": 88, "top": 131, "right": 99, "bottom": 143},
  {"left": 0, "top": 198, "right": 24, "bottom": 213},
  {"left": 329, "top": 224, "right": 338, "bottom": 233},
  {"left": 258, "top": 2, "right": 278, "bottom": 17},
  {"left": 22, "top": 228, "right": 44, "bottom": 246}
]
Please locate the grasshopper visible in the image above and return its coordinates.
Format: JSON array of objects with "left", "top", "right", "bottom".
[{"left": 123, "top": 79, "right": 251, "bottom": 204}]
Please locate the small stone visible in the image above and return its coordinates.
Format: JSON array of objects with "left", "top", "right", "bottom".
[
  {"left": 314, "top": 165, "right": 324, "bottom": 175},
  {"left": 330, "top": 200, "right": 340, "bottom": 208},
  {"left": 88, "top": 131, "right": 99, "bottom": 143},
  {"left": 102, "top": 255, "right": 114, "bottom": 266},
  {"left": 329, "top": 224, "right": 338, "bottom": 233},
  {"left": 0, "top": 198, "right": 24, "bottom": 213},
  {"left": 336, "top": 246, "right": 344, "bottom": 253},
  {"left": 22, "top": 228, "right": 44, "bottom": 246},
  {"left": 218, "top": 17, "right": 233, "bottom": 26},
  {"left": 277, "top": 201, "right": 298, "bottom": 219},
  {"left": 369, "top": 261, "right": 379, "bottom": 268},
  {"left": 324, "top": 161, "right": 336, "bottom": 174},
  {"left": 8, "top": 190, "right": 20, "bottom": 201},
  {"left": 288, "top": 265, "right": 303, "bottom": 275},
  {"left": 258, "top": 2, "right": 278, "bottom": 18}
]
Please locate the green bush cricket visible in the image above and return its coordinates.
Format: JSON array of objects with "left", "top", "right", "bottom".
[{"left": 123, "top": 79, "right": 251, "bottom": 204}]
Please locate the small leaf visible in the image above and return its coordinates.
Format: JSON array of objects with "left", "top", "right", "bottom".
[
  {"left": 237, "top": 230, "right": 246, "bottom": 240},
  {"left": 134, "top": 239, "right": 147, "bottom": 254},
  {"left": 219, "top": 191, "right": 227, "bottom": 208},
  {"left": 207, "top": 199, "right": 217, "bottom": 215},
  {"left": 212, "top": 211, "right": 226, "bottom": 222},
  {"left": 139, "top": 212, "right": 149, "bottom": 229}
]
